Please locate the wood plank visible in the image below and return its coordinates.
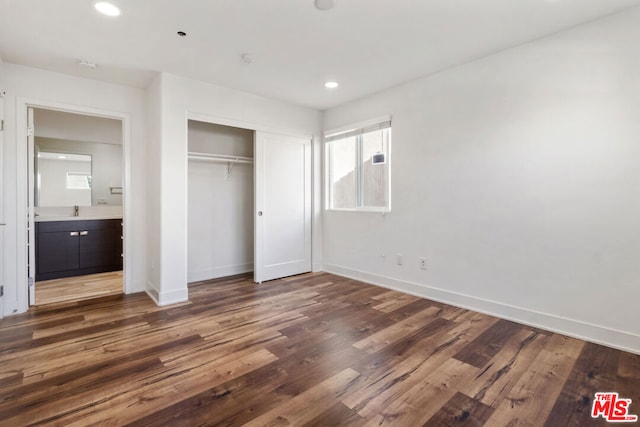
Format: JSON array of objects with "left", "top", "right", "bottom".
[
  {"left": 484, "top": 334, "right": 585, "bottom": 427},
  {"left": 543, "top": 342, "right": 622, "bottom": 427},
  {"left": 127, "top": 336, "right": 369, "bottom": 427},
  {"left": 241, "top": 368, "right": 363, "bottom": 427},
  {"left": 462, "top": 328, "right": 550, "bottom": 407},
  {"left": 363, "top": 358, "right": 479, "bottom": 425},
  {"left": 453, "top": 318, "right": 524, "bottom": 368},
  {"left": 303, "top": 402, "right": 366, "bottom": 427},
  {"left": 617, "top": 351, "right": 640, "bottom": 405},
  {"left": 424, "top": 392, "right": 495, "bottom": 426},
  {"left": 0, "top": 272, "right": 637, "bottom": 426},
  {"left": 352, "top": 306, "right": 441, "bottom": 353},
  {"left": 371, "top": 290, "right": 421, "bottom": 313},
  {"left": 35, "top": 271, "right": 123, "bottom": 306},
  {"left": 343, "top": 311, "right": 497, "bottom": 418}
]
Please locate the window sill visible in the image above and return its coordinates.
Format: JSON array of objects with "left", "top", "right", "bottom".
[{"left": 326, "top": 207, "right": 391, "bottom": 214}]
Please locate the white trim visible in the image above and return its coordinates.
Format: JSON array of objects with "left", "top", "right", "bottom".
[
  {"left": 0, "top": 92, "right": 4, "bottom": 319},
  {"left": 327, "top": 207, "right": 391, "bottom": 214},
  {"left": 187, "top": 263, "right": 253, "bottom": 283},
  {"left": 15, "top": 97, "right": 133, "bottom": 314},
  {"left": 146, "top": 280, "right": 187, "bottom": 306},
  {"left": 322, "top": 263, "right": 640, "bottom": 355},
  {"left": 145, "top": 282, "right": 160, "bottom": 305},
  {"left": 157, "top": 288, "right": 189, "bottom": 306},
  {"left": 324, "top": 115, "right": 392, "bottom": 137}
]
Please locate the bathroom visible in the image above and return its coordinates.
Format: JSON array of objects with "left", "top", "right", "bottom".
[{"left": 30, "top": 108, "right": 124, "bottom": 305}]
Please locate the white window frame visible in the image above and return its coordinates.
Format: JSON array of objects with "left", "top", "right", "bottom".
[
  {"left": 66, "top": 171, "right": 92, "bottom": 190},
  {"left": 325, "top": 116, "right": 392, "bottom": 213}
]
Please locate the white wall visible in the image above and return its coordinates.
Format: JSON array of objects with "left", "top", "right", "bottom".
[
  {"left": 145, "top": 74, "right": 162, "bottom": 302},
  {"left": 188, "top": 121, "right": 254, "bottom": 282},
  {"left": 0, "top": 63, "right": 147, "bottom": 316},
  {"left": 34, "top": 108, "right": 122, "bottom": 145},
  {"left": 323, "top": 9, "right": 640, "bottom": 354},
  {"left": 148, "top": 73, "right": 321, "bottom": 305},
  {"left": 188, "top": 120, "right": 254, "bottom": 157}
]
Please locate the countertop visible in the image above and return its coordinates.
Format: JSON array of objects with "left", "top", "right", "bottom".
[{"left": 35, "top": 216, "right": 123, "bottom": 222}]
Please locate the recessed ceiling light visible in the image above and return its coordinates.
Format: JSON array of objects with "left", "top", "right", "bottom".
[
  {"left": 314, "top": 0, "right": 336, "bottom": 11},
  {"left": 95, "top": 2, "right": 120, "bottom": 16},
  {"left": 324, "top": 81, "right": 339, "bottom": 89}
]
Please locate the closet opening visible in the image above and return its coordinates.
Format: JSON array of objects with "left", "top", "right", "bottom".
[{"left": 187, "top": 120, "right": 255, "bottom": 283}]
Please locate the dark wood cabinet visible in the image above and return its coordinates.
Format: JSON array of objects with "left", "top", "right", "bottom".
[{"left": 36, "top": 219, "right": 123, "bottom": 281}]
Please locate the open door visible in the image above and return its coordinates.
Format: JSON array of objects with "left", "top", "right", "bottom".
[
  {"left": 0, "top": 92, "right": 5, "bottom": 318},
  {"left": 27, "top": 107, "right": 36, "bottom": 305},
  {"left": 254, "top": 131, "right": 311, "bottom": 283}
]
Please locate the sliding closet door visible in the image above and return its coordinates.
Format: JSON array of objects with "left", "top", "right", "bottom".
[{"left": 254, "top": 131, "right": 311, "bottom": 283}]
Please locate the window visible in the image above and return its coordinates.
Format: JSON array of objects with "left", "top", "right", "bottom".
[
  {"left": 326, "top": 119, "right": 391, "bottom": 211},
  {"left": 66, "top": 172, "right": 92, "bottom": 190}
]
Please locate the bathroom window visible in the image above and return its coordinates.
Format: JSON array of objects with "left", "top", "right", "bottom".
[
  {"left": 66, "top": 172, "right": 92, "bottom": 190},
  {"left": 326, "top": 119, "right": 391, "bottom": 212}
]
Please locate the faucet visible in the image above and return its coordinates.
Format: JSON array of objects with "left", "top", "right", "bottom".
[{"left": 74, "top": 205, "right": 79, "bottom": 217}]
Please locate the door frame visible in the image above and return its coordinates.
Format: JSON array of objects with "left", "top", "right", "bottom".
[
  {"left": 16, "top": 97, "right": 132, "bottom": 310},
  {"left": 185, "top": 111, "right": 315, "bottom": 283},
  {"left": 0, "top": 91, "right": 5, "bottom": 319}
]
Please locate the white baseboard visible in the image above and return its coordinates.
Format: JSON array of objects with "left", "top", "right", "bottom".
[
  {"left": 145, "top": 281, "right": 160, "bottom": 305},
  {"left": 145, "top": 281, "right": 188, "bottom": 306},
  {"left": 158, "top": 289, "right": 189, "bottom": 306},
  {"left": 187, "top": 263, "right": 253, "bottom": 283},
  {"left": 323, "top": 263, "right": 640, "bottom": 355}
]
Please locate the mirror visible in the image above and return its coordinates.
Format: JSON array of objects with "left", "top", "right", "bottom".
[
  {"left": 35, "top": 138, "right": 122, "bottom": 207},
  {"left": 33, "top": 108, "right": 123, "bottom": 207},
  {"left": 36, "top": 151, "right": 93, "bottom": 207}
]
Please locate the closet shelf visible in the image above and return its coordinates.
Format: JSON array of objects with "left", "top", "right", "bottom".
[{"left": 188, "top": 152, "right": 253, "bottom": 164}]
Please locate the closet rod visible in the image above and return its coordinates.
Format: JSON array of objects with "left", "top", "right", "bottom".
[{"left": 187, "top": 152, "right": 253, "bottom": 164}]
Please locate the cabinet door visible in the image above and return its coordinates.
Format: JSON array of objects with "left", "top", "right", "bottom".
[
  {"left": 37, "top": 231, "right": 80, "bottom": 274},
  {"left": 79, "top": 226, "right": 118, "bottom": 269}
]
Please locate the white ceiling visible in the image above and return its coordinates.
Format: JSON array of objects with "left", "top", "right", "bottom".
[{"left": 1, "top": 0, "right": 639, "bottom": 110}]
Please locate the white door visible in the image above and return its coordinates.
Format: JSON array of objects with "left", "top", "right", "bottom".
[
  {"left": 27, "top": 107, "right": 36, "bottom": 305},
  {"left": 254, "top": 131, "right": 311, "bottom": 283}
]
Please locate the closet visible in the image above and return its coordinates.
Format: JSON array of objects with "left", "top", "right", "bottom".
[
  {"left": 187, "top": 120, "right": 254, "bottom": 282},
  {"left": 187, "top": 118, "right": 312, "bottom": 284}
]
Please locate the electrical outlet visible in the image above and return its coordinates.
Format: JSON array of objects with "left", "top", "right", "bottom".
[
  {"left": 420, "top": 258, "right": 427, "bottom": 270},
  {"left": 396, "top": 254, "right": 403, "bottom": 266}
]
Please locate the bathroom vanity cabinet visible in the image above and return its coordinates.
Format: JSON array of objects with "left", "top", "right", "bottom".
[{"left": 35, "top": 219, "right": 123, "bottom": 281}]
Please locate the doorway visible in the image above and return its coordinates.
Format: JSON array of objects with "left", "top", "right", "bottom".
[
  {"left": 186, "top": 115, "right": 312, "bottom": 285},
  {"left": 28, "top": 107, "right": 125, "bottom": 306}
]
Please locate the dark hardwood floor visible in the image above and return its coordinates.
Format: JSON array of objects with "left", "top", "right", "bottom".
[{"left": 0, "top": 272, "right": 638, "bottom": 426}]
